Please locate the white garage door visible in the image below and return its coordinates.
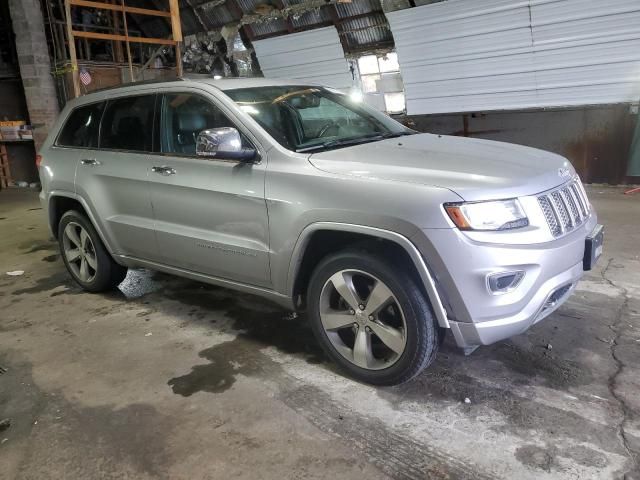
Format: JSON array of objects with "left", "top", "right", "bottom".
[
  {"left": 387, "top": 0, "right": 640, "bottom": 115},
  {"left": 252, "top": 27, "right": 353, "bottom": 89}
]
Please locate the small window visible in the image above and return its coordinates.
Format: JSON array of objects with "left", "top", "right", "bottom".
[
  {"left": 100, "top": 95, "right": 155, "bottom": 152},
  {"left": 356, "top": 52, "right": 406, "bottom": 114},
  {"left": 57, "top": 102, "right": 105, "bottom": 148},
  {"left": 378, "top": 52, "right": 400, "bottom": 73},
  {"left": 357, "top": 55, "right": 379, "bottom": 75},
  {"left": 160, "top": 93, "right": 245, "bottom": 156}
]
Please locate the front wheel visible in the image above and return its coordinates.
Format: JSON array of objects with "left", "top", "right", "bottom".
[{"left": 307, "top": 249, "right": 439, "bottom": 385}]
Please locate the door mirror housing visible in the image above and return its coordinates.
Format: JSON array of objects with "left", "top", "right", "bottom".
[{"left": 196, "top": 127, "right": 257, "bottom": 162}]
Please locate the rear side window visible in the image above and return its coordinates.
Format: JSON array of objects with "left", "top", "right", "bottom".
[
  {"left": 100, "top": 95, "right": 155, "bottom": 152},
  {"left": 57, "top": 102, "right": 105, "bottom": 148}
]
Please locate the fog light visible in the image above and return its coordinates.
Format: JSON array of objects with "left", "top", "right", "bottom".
[{"left": 487, "top": 271, "right": 525, "bottom": 294}]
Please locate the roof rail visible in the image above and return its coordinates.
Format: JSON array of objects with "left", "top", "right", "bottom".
[{"left": 90, "top": 76, "right": 185, "bottom": 94}]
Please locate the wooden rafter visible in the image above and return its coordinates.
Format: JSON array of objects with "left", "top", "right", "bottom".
[
  {"left": 69, "top": 0, "right": 171, "bottom": 18},
  {"left": 70, "top": 30, "right": 177, "bottom": 45}
]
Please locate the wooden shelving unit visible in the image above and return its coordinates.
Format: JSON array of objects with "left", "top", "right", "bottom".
[
  {"left": 0, "top": 142, "right": 12, "bottom": 188},
  {"left": 0, "top": 139, "right": 33, "bottom": 189},
  {"left": 64, "top": 0, "right": 183, "bottom": 98}
]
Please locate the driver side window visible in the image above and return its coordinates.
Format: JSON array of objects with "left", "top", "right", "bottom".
[{"left": 160, "top": 93, "right": 245, "bottom": 156}]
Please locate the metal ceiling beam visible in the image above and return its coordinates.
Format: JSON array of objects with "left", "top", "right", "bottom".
[
  {"left": 226, "top": 0, "right": 256, "bottom": 41},
  {"left": 327, "top": 4, "right": 349, "bottom": 52},
  {"left": 272, "top": 0, "right": 294, "bottom": 33},
  {"left": 252, "top": 20, "right": 334, "bottom": 41}
]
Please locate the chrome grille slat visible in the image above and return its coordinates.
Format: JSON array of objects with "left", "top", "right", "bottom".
[
  {"left": 547, "top": 195, "right": 564, "bottom": 236},
  {"left": 551, "top": 191, "right": 572, "bottom": 230},
  {"left": 538, "top": 195, "right": 561, "bottom": 237},
  {"left": 577, "top": 181, "right": 590, "bottom": 213},
  {"left": 570, "top": 183, "right": 588, "bottom": 217},
  {"left": 565, "top": 187, "right": 582, "bottom": 222},
  {"left": 538, "top": 178, "right": 590, "bottom": 237},
  {"left": 560, "top": 187, "right": 579, "bottom": 225}
]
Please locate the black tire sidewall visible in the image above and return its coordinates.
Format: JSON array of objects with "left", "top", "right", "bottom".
[
  {"left": 57, "top": 210, "right": 125, "bottom": 292},
  {"left": 307, "top": 250, "right": 438, "bottom": 386}
]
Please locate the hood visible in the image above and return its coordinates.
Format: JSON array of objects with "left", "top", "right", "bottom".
[{"left": 308, "top": 133, "right": 573, "bottom": 201}]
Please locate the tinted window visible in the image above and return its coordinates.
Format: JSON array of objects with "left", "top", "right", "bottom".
[
  {"left": 57, "top": 102, "right": 105, "bottom": 148},
  {"left": 160, "top": 93, "right": 245, "bottom": 156},
  {"left": 100, "top": 95, "right": 155, "bottom": 152}
]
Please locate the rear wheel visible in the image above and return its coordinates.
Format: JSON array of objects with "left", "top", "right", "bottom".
[
  {"left": 58, "top": 210, "right": 127, "bottom": 292},
  {"left": 307, "top": 249, "right": 439, "bottom": 385}
]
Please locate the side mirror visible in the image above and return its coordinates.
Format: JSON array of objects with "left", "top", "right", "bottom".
[{"left": 196, "top": 127, "right": 257, "bottom": 162}]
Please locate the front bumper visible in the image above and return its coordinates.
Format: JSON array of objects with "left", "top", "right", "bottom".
[
  {"left": 412, "top": 214, "right": 599, "bottom": 348},
  {"left": 448, "top": 261, "right": 582, "bottom": 347}
]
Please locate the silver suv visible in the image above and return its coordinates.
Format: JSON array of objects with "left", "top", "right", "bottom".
[{"left": 38, "top": 78, "right": 604, "bottom": 385}]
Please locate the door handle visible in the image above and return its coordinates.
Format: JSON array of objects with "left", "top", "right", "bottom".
[
  {"left": 152, "top": 166, "right": 177, "bottom": 176},
  {"left": 80, "top": 158, "right": 101, "bottom": 166}
]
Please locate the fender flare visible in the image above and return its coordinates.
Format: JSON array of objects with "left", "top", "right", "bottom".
[
  {"left": 47, "top": 190, "right": 117, "bottom": 256},
  {"left": 286, "top": 222, "right": 450, "bottom": 329}
]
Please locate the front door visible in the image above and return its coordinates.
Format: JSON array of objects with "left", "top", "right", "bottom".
[
  {"left": 74, "top": 93, "right": 160, "bottom": 261},
  {"left": 147, "top": 90, "right": 271, "bottom": 288}
]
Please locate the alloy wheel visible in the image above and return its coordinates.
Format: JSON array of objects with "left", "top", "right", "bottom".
[
  {"left": 62, "top": 221, "right": 98, "bottom": 283},
  {"left": 319, "top": 269, "right": 407, "bottom": 370}
]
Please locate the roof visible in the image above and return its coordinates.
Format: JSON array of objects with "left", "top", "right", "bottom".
[
  {"left": 189, "top": 77, "right": 321, "bottom": 90},
  {"left": 67, "top": 76, "right": 324, "bottom": 107}
]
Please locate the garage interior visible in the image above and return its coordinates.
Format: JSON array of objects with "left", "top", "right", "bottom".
[{"left": 1, "top": 0, "right": 640, "bottom": 479}]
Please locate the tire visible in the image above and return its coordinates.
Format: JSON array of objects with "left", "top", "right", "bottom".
[
  {"left": 307, "top": 248, "right": 439, "bottom": 385},
  {"left": 57, "top": 210, "right": 128, "bottom": 292}
]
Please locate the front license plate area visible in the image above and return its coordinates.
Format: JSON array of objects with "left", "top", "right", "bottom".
[{"left": 583, "top": 224, "right": 604, "bottom": 271}]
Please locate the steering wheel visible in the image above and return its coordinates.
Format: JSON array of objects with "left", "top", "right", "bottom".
[{"left": 318, "top": 121, "right": 340, "bottom": 138}]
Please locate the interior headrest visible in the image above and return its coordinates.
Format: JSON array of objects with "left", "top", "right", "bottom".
[{"left": 177, "top": 113, "right": 206, "bottom": 132}]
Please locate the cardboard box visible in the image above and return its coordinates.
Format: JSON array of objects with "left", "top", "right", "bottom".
[
  {"left": 0, "top": 121, "right": 27, "bottom": 141},
  {"left": 0, "top": 126, "right": 21, "bottom": 141}
]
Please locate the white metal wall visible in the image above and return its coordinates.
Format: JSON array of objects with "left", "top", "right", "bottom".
[
  {"left": 252, "top": 27, "right": 353, "bottom": 89},
  {"left": 387, "top": 0, "right": 640, "bottom": 115}
]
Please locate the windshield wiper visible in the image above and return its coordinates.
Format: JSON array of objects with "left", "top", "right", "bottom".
[
  {"left": 379, "top": 131, "right": 416, "bottom": 139},
  {"left": 297, "top": 131, "right": 412, "bottom": 153}
]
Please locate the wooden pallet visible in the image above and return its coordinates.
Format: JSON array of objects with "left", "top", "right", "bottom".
[{"left": 0, "top": 142, "right": 11, "bottom": 189}]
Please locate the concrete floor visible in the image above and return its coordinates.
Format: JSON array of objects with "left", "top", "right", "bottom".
[{"left": 0, "top": 187, "right": 639, "bottom": 480}]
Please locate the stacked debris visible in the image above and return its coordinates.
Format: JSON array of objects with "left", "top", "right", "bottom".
[
  {"left": 241, "top": 0, "right": 344, "bottom": 25},
  {"left": 182, "top": 27, "right": 254, "bottom": 77}
]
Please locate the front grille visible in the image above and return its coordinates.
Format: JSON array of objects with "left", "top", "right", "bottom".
[{"left": 538, "top": 178, "right": 590, "bottom": 237}]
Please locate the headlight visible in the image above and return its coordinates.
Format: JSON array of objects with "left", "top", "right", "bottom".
[{"left": 444, "top": 199, "right": 528, "bottom": 231}]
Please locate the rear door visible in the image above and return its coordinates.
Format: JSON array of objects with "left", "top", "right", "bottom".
[
  {"left": 147, "top": 88, "right": 271, "bottom": 288},
  {"left": 74, "top": 93, "right": 160, "bottom": 261}
]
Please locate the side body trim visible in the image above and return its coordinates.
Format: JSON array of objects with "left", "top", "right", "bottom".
[
  {"left": 287, "top": 222, "right": 450, "bottom": 328},
  {"left": 117, "top": 255, "right": 294, "bottom": 309}
]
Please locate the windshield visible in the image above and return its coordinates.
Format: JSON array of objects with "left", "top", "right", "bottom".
[{"left": 224, "top": 86, "right": 414, "bottom": 152}]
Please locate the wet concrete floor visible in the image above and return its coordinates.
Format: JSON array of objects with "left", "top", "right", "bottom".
[{"left": 1, "top": 187, "right": 639, "bottom": 479}]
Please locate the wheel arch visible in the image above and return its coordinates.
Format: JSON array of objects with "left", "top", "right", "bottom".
[
  {"left": 287, "top": 222, "right": 450, "bottom": 328},
  {"left": 47, "top": 192, "right": 116, "bottom": 255}
]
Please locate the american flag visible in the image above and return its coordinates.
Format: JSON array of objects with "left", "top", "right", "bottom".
[{"left": 79, "top": 68, "right": 92, "bottom": 86}]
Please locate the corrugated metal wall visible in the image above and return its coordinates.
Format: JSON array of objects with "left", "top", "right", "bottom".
[
  {"left": 252, "top": 27, "right": 353, "bottom": 89},
  {"left": 387, "top": 0, "right": 640, "bottom": 115}
]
